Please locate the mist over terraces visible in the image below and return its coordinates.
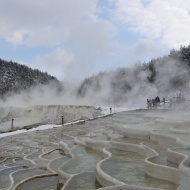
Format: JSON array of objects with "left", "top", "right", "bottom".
[
  {"left": 1, "top": 44, "right": 190, "bottom": 106},
  {"left": 77, "top": 44, "right": 190, "bottom": 105},
  {"left": 0, "top": 59, "right": 61, "bottom": 99}
]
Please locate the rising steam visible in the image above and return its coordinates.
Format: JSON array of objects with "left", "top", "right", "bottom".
[{"left": 1, "top": 55, "right": 190, "bottom": 109}]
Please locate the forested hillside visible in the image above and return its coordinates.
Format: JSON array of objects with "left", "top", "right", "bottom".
[
  {"left": 0, "top": 59, "right": 60, "bottom": 98},
  {"left": 77, "top": 44, "right": 190, "bottom": 105}
]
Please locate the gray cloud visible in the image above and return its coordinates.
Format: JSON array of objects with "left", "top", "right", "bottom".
[
  {"left": 0, "top": 0, "right": 189, "bottom": 84},
  {"left": 0, "top": 0, "right": 117, "bottom": 81}
]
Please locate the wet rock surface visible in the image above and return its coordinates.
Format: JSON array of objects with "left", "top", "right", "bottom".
[{"left": 0, "top": 109, "right": 190, "bottom": 189}]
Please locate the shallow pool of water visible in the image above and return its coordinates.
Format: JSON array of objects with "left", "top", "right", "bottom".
[
  {"left": 101, "top": 149, "right": 178, "bottom": 190},
  {"left": 0, "top": 166, "right": 24, "bottom": 189},
  {"left": 63, "top": 172, "right": 101, "bottom": 190},
  {"left": 5, "top": 158, "right": 23, "bottom": 167},
  {"left": 60, "top": 146, "right": 102, "bottom": 174},
  {"left": 173, "top": 148, "right": 190, "bottom": 156},
  {"left": 49, "top": 156, "right": 70, "bottom": 173},
  {"left": 12, "top": 168, "right": 46, "bottom": 188},
  {"left": 17, "top": 176, "right": 63, "bottom": 190},
  {"left": 26, "top": 153, "right": 40, "bottom": 164},
  {"left": 42, "top": 150, "right": 64, "bottom": 160},
  {"left": 114, "top": 137, "right": 179, "bottom": 168}
]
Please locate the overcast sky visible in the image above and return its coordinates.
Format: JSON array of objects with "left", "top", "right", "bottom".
[{"left": 0, "top": 0, "right": 190, "bottom": 82}]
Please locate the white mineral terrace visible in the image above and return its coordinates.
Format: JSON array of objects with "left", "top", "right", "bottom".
[{"left": 1, "top": 107, "right": 190, "bottom": 190}]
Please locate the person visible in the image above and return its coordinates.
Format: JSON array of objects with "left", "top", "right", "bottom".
[
  {"left": 152, "top": 99, "right": 157, "bottom": 109},
  {"left": 147, "top": 99, "right": 152, "bottom": 109},
  {"left": 147, "top": 99, "right": 150, "bottom": 109},
  {"left": 163, "top": 97, "right": 165, "bottom": 104},
  {"left": 155, "top": 96, "right": 160, "bottom": 105},
  {"left": 163, "top": 96, "right": 166, "bottom": 109}
]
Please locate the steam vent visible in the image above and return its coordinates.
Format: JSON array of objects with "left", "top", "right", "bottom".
[{"left": 1, "top": 107, "right": 190, "bottom": 190}]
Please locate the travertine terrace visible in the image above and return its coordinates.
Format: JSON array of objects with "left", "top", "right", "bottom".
[{"left": 1, "top": 108, "right": 190, "bottom": 190}]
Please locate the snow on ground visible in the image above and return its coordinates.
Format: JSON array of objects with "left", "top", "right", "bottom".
[
  {"left": 100, "top": 106, "right": 138, "bottom": 115},
  {"left": 0, "top": 129, "right": 27, "bottom": 138},
  {"left": 0, "top": 106, "right": 135, "bottom": 138}
]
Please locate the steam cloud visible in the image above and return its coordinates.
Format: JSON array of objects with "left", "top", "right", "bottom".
[{"left": 1, "top": 56, "right": 189, "bottom": 109}]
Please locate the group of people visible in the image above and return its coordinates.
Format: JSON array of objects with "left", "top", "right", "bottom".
[
  {"left": 147, "top": 93, "right": 187, "bottom": 109},
  {"left": 147, "top": 96, "right": 161, "bottom": 109}
]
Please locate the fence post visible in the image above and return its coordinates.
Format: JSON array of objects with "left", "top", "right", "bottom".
[
  {"left": 11, "top": 118, "right": 14, "bottom": 130},
  {"left": 61, "top": 116, "right": 64, "bottom": 125}
]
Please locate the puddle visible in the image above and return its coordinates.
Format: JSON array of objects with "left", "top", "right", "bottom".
[
  {"left": 26, "top": 153, "right": 41, "bottom": 164},
  {"left": 18, "top": 147, "right": 31, "bottom": 155},
  {"left": 114, "top": 137, "right": 149, "bottom": 144},
  {"left": 101, "top": 149, "right": 178, "bottom": 190},
  {"left": 90, "top": 131, "right": 108, "bottom": 141},
  {"left": 0, "top": 157, "right": 15, "bottom": 167},
  {"left": 155, "top": 130, "right": 190, "bottom": 142},
  {"left": 114, "top": 137, "right": 179, "bottom": 168},
  {"left": 12, "top": 168, "right": 46, "bottom": 186},
  {"left": 42, "top": 150, "right": 64, "bottom": 160},
  {"left": 60, "top": 146, "right": 102, "bottom": 174},
  {"left": 43, "top": 146, "right": 57, "bottom": 153},
  {"left": 0, "top": 157, "right": 5, "bottom": 162},
  {"left": 17, "top": 175, "right": 63, "bottom": 190},
  {"left": 175, "top": 148, "right": 190, "bottom": 156},
  {"left": 5, "top": 158, "right": 24, "bottom": 167},
  {"left": 49, "top": 156, "right": 70, "bottom": 173},
  {"left": 63, "top": 172, "right": 101, "bottom": 190},
  {"left": 0, "top": 166, "right": 24, "bottom": 189}
]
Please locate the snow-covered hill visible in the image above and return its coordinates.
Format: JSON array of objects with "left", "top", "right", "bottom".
[{"left": 0, "top": 58, "right": 60, "bottom": 98}]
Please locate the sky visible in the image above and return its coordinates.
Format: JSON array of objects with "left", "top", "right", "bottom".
[{"left": 0, "top": 0, "right": 190, "bottom": 82}]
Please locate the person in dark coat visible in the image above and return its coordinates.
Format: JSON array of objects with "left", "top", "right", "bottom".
[{"left": 155, "top": 96, "right": 160, "bottom": 104}]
